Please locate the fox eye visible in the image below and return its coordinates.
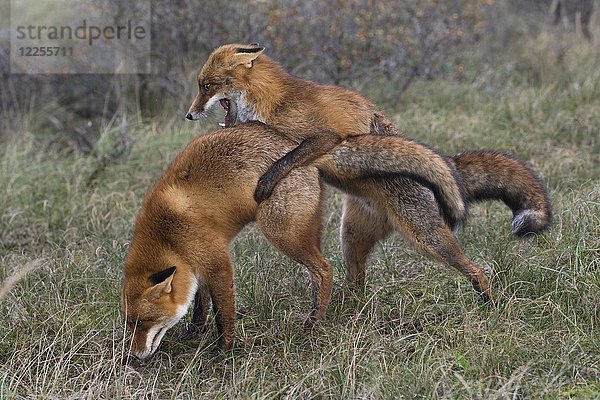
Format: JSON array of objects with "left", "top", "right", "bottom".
[{"left": 202, "top": 83, "right": 211, "bottom": 93}]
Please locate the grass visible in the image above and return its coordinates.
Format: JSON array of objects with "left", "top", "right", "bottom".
[{"left": 1, "top": 33, "right": 599, "bottom": 398}]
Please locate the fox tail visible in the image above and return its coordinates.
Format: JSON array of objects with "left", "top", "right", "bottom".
[
  {"left": 451, "top": 151, "right": 552, "bottom": 236},
  {"left": 320, "top": 135, "right": 468, "bottom": 229}
]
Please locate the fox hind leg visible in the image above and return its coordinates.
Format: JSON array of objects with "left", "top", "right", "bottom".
[
  {"left": 259, "top": 212, "right": 333, "bottom": 326},
  {"left": 340, "top": 196, "right": 392, "bottom": 286},
  {"left": 369, "top": 178, "right": 492, "bottom": 301},
  {"left": 257, "top": 171, "right": 333, "bottom": 327}
]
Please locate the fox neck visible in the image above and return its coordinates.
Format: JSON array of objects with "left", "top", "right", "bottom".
[
  {"left": 233, "top": 91, "right": 262, "bottom": 124},
  {"left": 239, "top": 55, "right": 294, "bottom": 123}
]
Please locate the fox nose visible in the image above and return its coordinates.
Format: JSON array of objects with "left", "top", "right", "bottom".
[{"left": 185, "top": 112, "right": 194, "bottom": 120}]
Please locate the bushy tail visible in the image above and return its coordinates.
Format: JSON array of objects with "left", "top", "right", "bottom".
[
  {"left": 451, "top": 151, "right": 553, "bottom": 235},
  {"left": 318, "top": 135, "right": 468, "bottom": 228}
]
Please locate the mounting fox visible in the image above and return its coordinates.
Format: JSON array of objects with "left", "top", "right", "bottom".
[
  {"left": 123, "top": 123, "right": 493, "bottom": 359},
  {"left": 186, "top": 43, "right": 552, "bottom": 287}
]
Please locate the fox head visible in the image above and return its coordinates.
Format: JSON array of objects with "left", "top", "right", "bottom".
[
  {"left": 122, "top": 262, "right": 197, "bottom": 360},
  {"left": 186, "top": 43, "right": 265, "bottom": 127}
]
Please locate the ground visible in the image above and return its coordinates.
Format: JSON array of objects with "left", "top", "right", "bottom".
[{"left": 0, "top": 33, "right": 598, "bottom": 398}]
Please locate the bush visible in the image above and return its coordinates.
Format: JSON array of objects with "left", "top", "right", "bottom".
[{"left": 2, "top": 0, "right": 490, "bottom": 142}]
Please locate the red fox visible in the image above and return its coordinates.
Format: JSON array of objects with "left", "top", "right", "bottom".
[
  {"left": 186, "top": 43, "right": 552, "bottom": 286},
  {"left": 185, "top": 46, "right": 467, "bottom": 229},
  {"left": 122, "top": 123, "right": 495, "bottom": 359},
  {"left": 123, "top": 123, "right": 328, "bottom": 359}
]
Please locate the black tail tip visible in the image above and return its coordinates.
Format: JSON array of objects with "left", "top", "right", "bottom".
[{"left": 512, "top": 209, "right": 552, "bottom": 236}]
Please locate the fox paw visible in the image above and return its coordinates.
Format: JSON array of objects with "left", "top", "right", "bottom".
[
  {"left": 179, "top": 323, "right": 206, "bottom": 340},
  {"left": 254, "top": 174, "right": 276, "bottom": 203},
  {"left": 217, "top": 335, "right": 235, "bottom": 351}
]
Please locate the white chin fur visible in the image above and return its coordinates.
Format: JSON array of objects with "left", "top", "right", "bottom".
[
  {"left": 236, "top": 92, "right": 262, "bottom": 123},
  {"left": 198, "top": 91, "right": 263, "bottom": 126},
  {"left": 212, "top": 91, "right": 263, "bottom": 124},
  {"left": 204, "top": 93, "right": 227, "bottom": 112}
]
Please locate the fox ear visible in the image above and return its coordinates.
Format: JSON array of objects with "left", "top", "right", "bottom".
[
  {"left": 231, "top": 45, "right": 265, "bottom": 68},
  {"left": 148, "top": 266, "right": 176, "bottom": 296}
]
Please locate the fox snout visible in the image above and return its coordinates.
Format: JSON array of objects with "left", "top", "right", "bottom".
[
  {"left": 186, "top": 94, "right": 204, "bottom": 121},
  {"left": 129, "top": 324, "right": 169, "bottom": 360},
  {"left": 125, "top": 306, "right": 191, "bottom": 360}
]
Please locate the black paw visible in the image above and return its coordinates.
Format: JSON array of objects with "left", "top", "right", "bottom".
[
  {"left": 254, "top": 174, "right": 276, "bottom": 203},
  {"left": 179, "top": 323, "right": 205, "bottom": 340}
]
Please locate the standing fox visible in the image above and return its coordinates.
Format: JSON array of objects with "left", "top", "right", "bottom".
[
  {"left": 123, "top": 122, "right": 486, "bottom": 359},
  {"left": 123, "top": 123, "right": 329, "bottom": 359},
  {"left": 186, "top": 43, "right": 552, "bottom": 287}
]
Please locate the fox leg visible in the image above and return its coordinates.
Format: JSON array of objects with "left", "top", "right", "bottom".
[
  {"left": 340, "top": 196, "right": 392, "bottom": 286},
  {"left": 419, "top": 228, "right": 492, "bottom": 301},
  {"left": 357, "top": 178, "right": 492, "bottom": 300},
  {"left": 409, "top": 223, "right": 492, "bottom": 300},
  {"left": 292, "top": 244, "right": 333, "bottom": 327},
  {"left": 257, "top": 170, "right": 333, "bottom": 326},
  {"left": 185, "top": 281, "right": 211, "bottom": 337},
  {"left": 302, "top": 250, "right": 333, "bottom": 325},
  {"left": 207, "top": 260, "right": 236, "bottom": 350},
  {"left": 262, "top": 215, "right": 333, "bottom": 325},
  {"left": 371, "top": 178, "right": 492, "bottom": 301}
]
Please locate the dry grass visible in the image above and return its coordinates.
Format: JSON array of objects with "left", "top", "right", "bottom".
[{"left": 1, "top": 32, "right": 599, "bottom": 399}]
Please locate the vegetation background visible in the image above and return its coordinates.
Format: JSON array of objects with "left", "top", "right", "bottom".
[{"left": 0, "top": 0, "right": 598, "bottom": 398}]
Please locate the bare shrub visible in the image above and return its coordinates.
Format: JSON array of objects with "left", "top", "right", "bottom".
[{"left": 3, "top": 0, "right": 490, "bottom": 142}]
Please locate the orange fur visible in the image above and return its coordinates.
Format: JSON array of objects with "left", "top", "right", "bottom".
[
  {"left": 122, "top": 123, "right": 330, "bottom": 359},
  {"left": 187, "top": 44, "right": 468, "bottom": 228}
]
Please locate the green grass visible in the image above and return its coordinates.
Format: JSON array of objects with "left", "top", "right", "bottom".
[{"left": 1, "top": 36, "right": 599, "bottom": 398}]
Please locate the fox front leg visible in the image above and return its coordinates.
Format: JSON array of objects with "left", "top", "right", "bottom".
[
  {"left": 254, "top": 130, "right": 343, "bottom": 203},
  {"left": 183, "top": 281, "right": 211, "bottom": 338},
  {"left": 207, "top": 266, "right": 236, "bottom": 351}
]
